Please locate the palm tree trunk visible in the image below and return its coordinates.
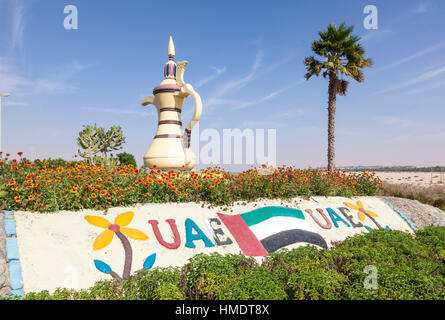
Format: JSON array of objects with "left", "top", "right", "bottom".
[{"left": 327, "top": 73, "right": 337, "bottom": 172}]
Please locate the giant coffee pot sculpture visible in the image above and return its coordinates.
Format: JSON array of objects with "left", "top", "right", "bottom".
[{"left": 142, "top": 37, "right": 202, "bottom": 170}]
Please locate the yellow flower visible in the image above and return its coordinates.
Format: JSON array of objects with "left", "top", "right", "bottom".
[
  {"left": 85, "top": 211, "right": 149, "bottom": 250},
  {"left": 343, "top": 201, "right": 378, "bottom": 221}
]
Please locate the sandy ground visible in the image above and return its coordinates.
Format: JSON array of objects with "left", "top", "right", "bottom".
[{"left": 374, "top": 171, "right": 445, "bottom": 186}]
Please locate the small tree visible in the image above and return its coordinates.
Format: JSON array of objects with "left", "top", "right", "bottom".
[
  {"left": 117, "top": 152, "right": 137, "bottom": 167},
  {"left": 76, "top": 124, "right": 126, "bottom": 161}
]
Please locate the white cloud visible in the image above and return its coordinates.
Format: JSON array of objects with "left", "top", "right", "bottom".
[
  {"left": 212, "top": 49, "right": 264, "bottom": 98},
  {"left": 11, "top": 1, "right": 25, "bottom": 51},
  {"left": 232, "top": 80, "right": 305, "bottom": 110},
  {"left": 384, "top": 131, "right": 445, "bottom": 144},
  {"left": 375, "top": 116, "right": 412, "bottom": 127},
  {"left": 203, "top": 48, "right": 299, "bottom": 114},
  {"left": 375, "top": 65, "right": 445, "bottom": 95},
  {"left": 376, "top": 41, "right": 445, "bottom": 72},
  {"left": 195, "top": 66, "right": 227, "bottom": 89},
  {"left": 81, "top": 107, "right": 155, "bottom": 118},
  {"left": 272, "top": 108, "right": 311, "bottom": 119},
  {"left": 360, "top": 29, "right": 394, "bottom": 43},
  {"left": 414, "top": 2, "right": 428, "bottom": 14},
  {"left": 0, "top": 60, "right": 88, "bottom": 103}
]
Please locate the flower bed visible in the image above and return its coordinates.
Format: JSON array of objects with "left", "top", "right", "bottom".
[{"left": 0, "top": 153, "right": 382, "bottom": 213}]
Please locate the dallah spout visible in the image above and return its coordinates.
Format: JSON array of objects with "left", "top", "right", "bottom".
[
  {"left": 176, "top": 61, "right": 188, "bottom": 87},
  {"left": 141, "top": 94, "right": 155, "bottom": 106}
]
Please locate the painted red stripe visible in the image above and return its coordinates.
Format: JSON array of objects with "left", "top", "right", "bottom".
[{"left": 217, "top": 213, "right": 268, "bottom": 256}]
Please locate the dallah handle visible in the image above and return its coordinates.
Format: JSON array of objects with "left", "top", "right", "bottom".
[{"left": 176, "top": 61, "right": 202, "bottom": 148}]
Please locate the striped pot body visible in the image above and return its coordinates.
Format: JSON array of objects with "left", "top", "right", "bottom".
[{"left": 143, "top": 85, "right": 190, "bottom": 170}]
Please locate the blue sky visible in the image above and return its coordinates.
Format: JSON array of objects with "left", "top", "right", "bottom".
[{"left": 0, "top": 0, "right": 444, "bottom": 170}]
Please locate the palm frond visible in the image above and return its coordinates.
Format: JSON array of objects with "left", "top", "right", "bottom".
[
  {"left": 304, "top": 22, "right": 371, "bottom": 84},
  {"left": 303, "top": 56, "right": 323, "bottom": 79}
]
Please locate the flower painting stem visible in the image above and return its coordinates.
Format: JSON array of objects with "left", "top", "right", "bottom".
[
  {"left": 365, "top": 213, "right": 382, "bottom": 230},
  {"left": 110, "top": 270, "right": 123, "bottom": 282},
  {"left": 115, "top": 231, "right": 132, "bottom": 279}
]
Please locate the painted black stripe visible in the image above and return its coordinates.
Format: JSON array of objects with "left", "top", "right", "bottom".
[
  {"left": 158, "top": 120, "right": 182, "bottom": 126},
  {"left": 154, "top": 134, "right": 182, "bottom": 139},
  {"left": 260, "top": 229, "right": 328, "bottom": 252},
  {"left": 153, "top": 88, "right": 181, "bottom": 95},
  {"left": 160, "top": 108, "right": 182, "bottom": 113}
]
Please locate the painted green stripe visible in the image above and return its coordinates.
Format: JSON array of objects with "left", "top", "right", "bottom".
[{"left": 240, "top": 206, "right": 305, "bottom": 226}]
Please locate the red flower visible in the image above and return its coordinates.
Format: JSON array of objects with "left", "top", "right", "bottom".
[{"left": 17, "top": 152, "right": 23, "bottom": 157}]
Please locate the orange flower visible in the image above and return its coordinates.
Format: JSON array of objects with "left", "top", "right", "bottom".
[
  {"left": 8, "top": 181, "right": 16, "bottom": 186},
  {"left": 14, "top": 196, "right": 21, "bottom": 203},
  {"left": 100, "top": 190, "right": 108, "bottom": 196},
  {"left": 91, "top": 193, "right": 97, "bottom": 199}
]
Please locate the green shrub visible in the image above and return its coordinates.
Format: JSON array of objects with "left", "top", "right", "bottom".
[
  {"left": 180, "top": 253, "right": 258, "bottom": 299},
  {"left": 265, "top": 246, "right": 348, "bottom": 299},
  {"left": 117, "top": 152, "right": 137, "bottom": 168},
  {"left": 214, "top": 266, "right": 287, "bottom": 300},
  {"left": 415, "top": 226, "right": 445, "bottom": 248},
  {"left": 335, "top": 228, "right": 445, "bottom": 300},
  {"left": 153, "top": 283, "right": 185, "bottom": 300}
]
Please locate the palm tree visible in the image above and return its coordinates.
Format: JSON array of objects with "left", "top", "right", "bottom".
[{"left": 304, "top": 22, "right": 372, "bottom": 172}]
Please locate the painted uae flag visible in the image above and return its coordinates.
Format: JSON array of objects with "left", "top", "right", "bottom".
[{"left": 218, "top": 206, "right": 328, "bottom": 256}]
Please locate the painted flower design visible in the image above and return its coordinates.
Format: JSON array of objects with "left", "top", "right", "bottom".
[
  {"left": 343, "top": 201, "right": 378, "bottom": 222},
  {"left": 85, "top": 211, "right": 152, "bottom": 281},
  {"left": 85, "top": 211, "right": 148, "bottom": 250}
]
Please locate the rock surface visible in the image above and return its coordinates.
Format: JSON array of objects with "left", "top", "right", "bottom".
[
  {"left": 0, "top": 212, "right": 11, "bottom": 297},
  {"left": 381, "top": 196, "right": 445, "bottom": 229}
]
